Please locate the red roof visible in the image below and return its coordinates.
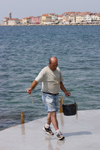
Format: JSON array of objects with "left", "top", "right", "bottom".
[
  {"left": 58, "top": 15, "right": 62, "bottom": 17},
  {"left": 42, "top": 14, "right": 48, "bottom": 16},
  {"left": 50, "top": 13, "right": 55, "bottom": 16},
  {"left": 23, "top": 17, "right": 29, "bottom": 19},
  {"left": 9, "top": 18, "right": 17, "bottom": 20}
]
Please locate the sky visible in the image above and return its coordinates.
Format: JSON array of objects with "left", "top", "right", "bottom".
[{"left": 0, "top": 0, "right": 100, "bottom": 23}]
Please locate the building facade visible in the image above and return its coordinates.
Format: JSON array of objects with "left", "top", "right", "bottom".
[
  {"left": 1, "top": 17, "right": 9, "bottom": 25},
  {"left": 41, "top": 14, "right": 52, "bottom": 24},
  {"left": 8, "top": 18, "right": 18, "bottom": 25},
  {"left": 31, "top": 16, "right": 40, "bottom": 24}
]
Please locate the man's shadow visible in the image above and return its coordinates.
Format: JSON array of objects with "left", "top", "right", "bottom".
[{"left": 64, "top": 131, "right": 92, "bottom": 137}]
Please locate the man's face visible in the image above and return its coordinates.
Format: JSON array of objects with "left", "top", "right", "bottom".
[{"left": 49, "top": 61, "right": 58, "bottom": 71}]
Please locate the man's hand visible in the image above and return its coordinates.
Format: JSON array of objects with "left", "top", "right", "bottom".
[
  {"left": 60, "top": 82, "right": 71, "bottom": 97},
  {"left": 65, "top": 91, "right": 71, "bottom": 97},
  {"left": 26, "top": 88, "right": 32, "bottom": 94},
  {"left": 26, "top": 80, "right": 38, "bottom": 95}
]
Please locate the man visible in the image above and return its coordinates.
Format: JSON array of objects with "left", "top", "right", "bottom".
[{"left": 27, "top": 57, "right": 71, "bottom": 140}]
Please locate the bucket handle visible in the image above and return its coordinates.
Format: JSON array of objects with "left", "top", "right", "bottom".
[{"left": 64, "top": 95, "right": 76, "bottom": 103}]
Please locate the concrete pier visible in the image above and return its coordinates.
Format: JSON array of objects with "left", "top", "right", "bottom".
[{"left": 0, "top": 109, "right": 100, "bottom": 150}]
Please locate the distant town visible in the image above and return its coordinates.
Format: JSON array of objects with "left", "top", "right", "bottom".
[{"left": 1, "top": 12, "right": 100, "bottom": 26}]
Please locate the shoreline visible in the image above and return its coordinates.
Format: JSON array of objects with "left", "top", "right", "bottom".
[{"left": 0, "top": 23, "right": 100, "bottom": 26}]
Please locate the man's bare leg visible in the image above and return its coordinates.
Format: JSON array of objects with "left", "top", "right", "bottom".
[
  {"left": 50, "top": 111, "right": 59, "bottom": 130},
  {"left": 43, "top": 112, "right": 54, "bottom": 135},
  {"left": 46, "top": 112, "right": 51, "bottom": 125}
]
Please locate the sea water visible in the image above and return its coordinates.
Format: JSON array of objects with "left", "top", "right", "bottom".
[{"left": 0, "top": 25, "right": 100, "bottom": 130}]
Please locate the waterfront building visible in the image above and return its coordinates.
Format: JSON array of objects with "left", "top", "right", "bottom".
[
  {"left": 75, "top": 13, "right": 83, "bottom": 23},
  {"left": 97, "top": 13, "right": 100, "bottom": 21},
  {"left": 41, "top": 14, "right": 52, "bottom": 25},
  {"left": 91, "top": 14, "right": 97, "bottom": 21},
  {"left": 69, "top": 14, "right": 76, "bottom": 24},
  {"left": 62, "top": 15, "right": 69, "bottom": 24},
  {"left": 62, "top": 12, "right": 77, "bottom": 24},
  {"left": 85, "top": 14, "right": 92, "bottom": 23},
  {"left": 8, "top": 18, "right": 18, "bottom": 25},
  {"left": 31, "top": 16, "right": 40, "bottom": 24},
  {"left": 50, "top": 13, "right": 58, "bottom": 22},
  {"left": 1, "top": 17, "right": 9, "bottom": 25},
  {"left": 22, "top": 17, "right": 31, "bottom": 25},
  {"left": 57, "top": 15, "right": 63, "bottom": 23},
  {"left": 1, "top": 12, "right": 18, "bottom": 25},
  {"left": 18, "top": 19, "right": 23, "bottom": 25}
]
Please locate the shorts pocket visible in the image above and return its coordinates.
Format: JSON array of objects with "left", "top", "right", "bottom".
[{"left": 46, "top": 95, "right": 53, "bottom": 103}]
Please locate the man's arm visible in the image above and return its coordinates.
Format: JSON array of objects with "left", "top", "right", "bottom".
[
  {"left": 27, "top": 80, "right": 38, "bottom": 94},
  {"left": 60, "top": 82, "right": 71, "bottom": 97}
]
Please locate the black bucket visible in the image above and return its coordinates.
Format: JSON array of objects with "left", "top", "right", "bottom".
[{"left": 62, "top": 103, "right": 77, "bottom": 116}]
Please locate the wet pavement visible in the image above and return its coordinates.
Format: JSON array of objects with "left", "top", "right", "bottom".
[{"left": 0, "top": 109, "right": 100, "bottom": 150}]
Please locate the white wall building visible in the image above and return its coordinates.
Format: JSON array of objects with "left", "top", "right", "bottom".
[
  {"left": 91, "top": 14, "right": 97, "bottom": 21},
  {"left": 8, "top": 18, "right": 18, "bottom": 25},
  {"left": 1, "top": 17, "right": 9, "bottom": 25},
  {"left": 85, "top": 15, "right": 91, "bottom": 22},
  {"left": 51, "top": 14, "right": 58, "bottom": 21},
  {"left": 58, "top": 15, "right": 63, "bottom": 22}
]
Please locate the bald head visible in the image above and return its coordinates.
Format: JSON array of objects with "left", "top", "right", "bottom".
[
  {"left": 49, "top": 57, "right": 58, "bottom": 71},
  {"left": 49, "top": 57, "right": 58, "bottom": 64}
]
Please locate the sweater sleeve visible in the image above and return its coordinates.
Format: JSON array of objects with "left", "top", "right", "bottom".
[{"left": 35, "top": 69, "right": 45, "bottom": 82}]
